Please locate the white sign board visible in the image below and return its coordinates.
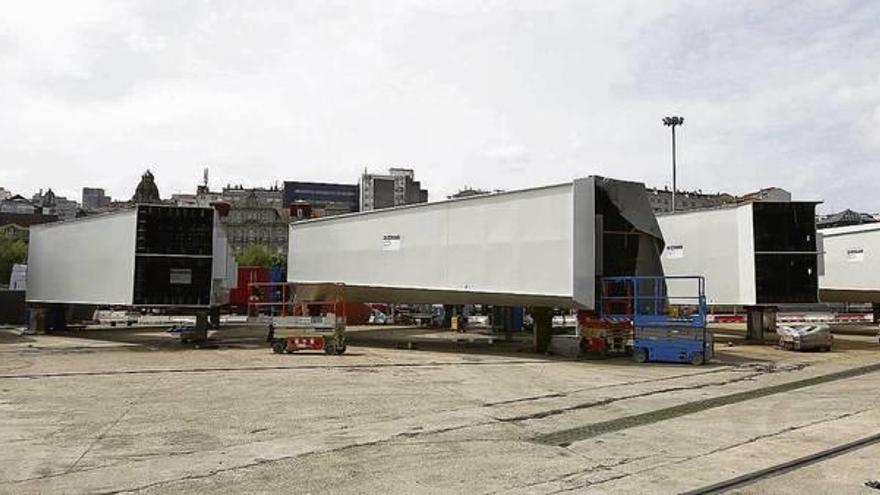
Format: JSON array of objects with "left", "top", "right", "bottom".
[
  {"left": 169, "top": 268, "right": 193, "bottom": 285},
  {"left": 665, "top": 244, "right": 684, "bottom": 259},
  {"left": 845, "top": 248, "right": 865, "bottom": 263},
  {"left": 382, "top": 234, "right": 401, "bottom": 251}
]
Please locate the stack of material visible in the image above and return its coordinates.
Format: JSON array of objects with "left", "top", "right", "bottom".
[{"left": 778, "top": 325, "right": 832, "bottom": 352}]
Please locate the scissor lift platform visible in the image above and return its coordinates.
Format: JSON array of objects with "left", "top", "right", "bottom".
[
  {"left": 270, "top": 314, "right": 347, "bottom": 355},
  {"left": 602, "top": 276, "right": 712, "bottom": 365},
  {"left": 250, "top": 283, "right": 348, "bottom": 355}
]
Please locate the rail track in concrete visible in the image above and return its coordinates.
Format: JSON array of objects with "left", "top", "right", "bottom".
[
  {"left": 534, "top": 361, "right": 880, "bottom": 446},
  {"left": 681, "top": 432, "right": 880, "bottom": 494}
]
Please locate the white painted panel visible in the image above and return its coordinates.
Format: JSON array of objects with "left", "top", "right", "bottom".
[
  {"left": 212, "top": 217, "right": 229, "bottom": 281},
  {"left": 289, "top": 183, "right": 587, "bottom": 305},
  {"left": 819, "top": 224, "right": 880, "bottom": 294},
  {"left": 211, "top": 216, "right": 237, "bottom": 295},
  {"left": 736, "top": 203, "right": 757, "bottom": 304},
  {"left": 658, "top": 206, "right": 754, "bottom": 305},
  {"left": 571, "top": 178, "right": 596, "bottom": 307},
  {"left": 27, "top": 210, "right": 137, "bottom": 305}
]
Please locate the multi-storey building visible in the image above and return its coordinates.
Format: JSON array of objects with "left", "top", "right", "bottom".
[
  {"left": 0, "top": 195, "right": 36, "bottom": 214},
  {"left": 172, "top": 185, "right": 224, "bottom": 207},
  {"left": 32, "top": 189, "right": 79, "bottom": 221},
  {"left": 82, "top": 187, "right": 111, "bottom": 211},
  {"left": 646, "top": 186, "right": 791, "bottom": 213},
  {"left": 736, "top": 187, "right": 792, "bottom": 203},
  {"left": 645, "top": 188, "right": 734, "bottom": 213},
  {"left": 817, "top": 209, "right": 879, "bottom": 229},
  {"left": 0, "top": 195, "right": 58, "bottom": 241},
  {"left": 223, "top": 190, "right": 289, "bottom": 254},
  {"left": 222, "top": 185, "right": 283, "bottom": 209},
  {"left": 359, "top": 168, "right": 428, "bottom": 211},
  {"left": 448, "top": 187, "right": 503, "bottom": 199},
  {"left": 283, "top": 181, "right": 359, "bottom": 216}
]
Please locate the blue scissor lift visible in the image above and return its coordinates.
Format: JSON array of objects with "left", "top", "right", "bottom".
[{"left": 601, "top": 276, "right": 711, "bottom": 365}]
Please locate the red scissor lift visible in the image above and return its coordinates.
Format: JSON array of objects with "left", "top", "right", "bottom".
[{"left": 248, "top": 283, "right": 348, "bottom": 355}]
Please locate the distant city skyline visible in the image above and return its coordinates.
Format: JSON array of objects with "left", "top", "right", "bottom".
[
  {"left": 2, "top": 2, "right": 878, "bottom": 213},
  {"left": 0, "top": 170, "right": 811, "bottom": 210}
]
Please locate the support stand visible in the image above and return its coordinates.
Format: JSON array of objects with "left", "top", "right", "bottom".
[
  {"left": 532, "top": 307, "right": 553, "bottom": 353},
  {"left": 28, "top": 305, "right": 48, "bottom": 335},
  {"left": 182, "top": 311, "right": 210, "bottom": 343},
  {"left": 745, "top": 305, "right": 777, "bottom": 342},
  {"left": 209, "top": 305, "right": 221, "bottom": 329},
  {"left": 27, "top": 304, "right": 67, "bottom": 335},
  {"left": 492, "top": 306, "right": 515, "bottom": 342}
]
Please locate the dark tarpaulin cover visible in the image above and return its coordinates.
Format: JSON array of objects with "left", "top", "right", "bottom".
[{"left": 594, "top": 176, "right": 666, "bottom": 277}]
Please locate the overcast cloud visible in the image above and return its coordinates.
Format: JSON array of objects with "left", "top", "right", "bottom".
[{"left": 1, "top": 0, "right": 878, "bottom": 212}]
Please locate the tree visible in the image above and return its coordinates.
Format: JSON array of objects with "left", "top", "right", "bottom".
[
  {"left": 235, "top": 244, "right": 285, "bottom": 267},
  {"left": 0, "top": 231, "right": 28, "bottom": 284}
]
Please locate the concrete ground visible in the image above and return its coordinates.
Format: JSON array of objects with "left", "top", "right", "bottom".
[{"left": 1, "top": 324, "right": 879, "bottom": 494}]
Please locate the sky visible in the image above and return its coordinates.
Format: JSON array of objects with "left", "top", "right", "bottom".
[{"left": 1, "top": 0, "right": 878, "bottom": 213}]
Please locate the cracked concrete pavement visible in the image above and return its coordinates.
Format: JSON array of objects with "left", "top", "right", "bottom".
[{"left": 1, "top": 325, "right": 879, "bottom": 494}]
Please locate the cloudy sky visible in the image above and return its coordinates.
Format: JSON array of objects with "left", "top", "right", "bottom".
[{"left": 2, "top": 0, "right": 878, "bottom": 212}]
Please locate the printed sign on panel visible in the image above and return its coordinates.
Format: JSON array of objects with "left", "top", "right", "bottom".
[
  {"left": 383, "top": 234, "right": 401, "bottom": 251},
  {"left": 846, "top": 247, "right": 865, "bottom": 263},
  {"left": 665, "top": 244, "right": 684, "bottom": 259}
]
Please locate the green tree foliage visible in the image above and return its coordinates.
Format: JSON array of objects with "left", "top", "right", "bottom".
[
  {"left": 235, "top": 244, "right": 285, "bottom": 267},
  {"left": 0, "top": 231, "right": 28, "bottom": 284}
]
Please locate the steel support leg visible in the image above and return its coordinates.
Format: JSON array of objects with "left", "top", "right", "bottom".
[
  {"left": 209, "top": 306, "right": 221, "bottom": 329},
  {"left": 183, "top": 311, "right": 210, "bottom": 343},
  {"left": 745, "top": 305, "right": 777, "bottom": 341},
  {"left": 533, "top": 307, "right": 553, "bottom": 353},
  {"left": 28, "top": 305, "right": 48, "bottom": 335}
]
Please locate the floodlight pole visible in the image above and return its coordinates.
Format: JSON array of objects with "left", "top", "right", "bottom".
[
  {"left": 663, "top": 116, "right": 684, "bottom": 212},
  {"left": 671, "top": 124, "right": 677, "bottom": 212}
]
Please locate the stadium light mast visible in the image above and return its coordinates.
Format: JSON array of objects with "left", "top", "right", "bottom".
[{"left": 662, "top": 116, "right": 684, "bottom": 211}]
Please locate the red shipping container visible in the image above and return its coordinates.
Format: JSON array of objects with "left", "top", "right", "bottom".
[{"left": 229, "top": 266, "right": 271, "bottom": 310}]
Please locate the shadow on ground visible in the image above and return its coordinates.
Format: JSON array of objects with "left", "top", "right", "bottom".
[
  {"left": 9, "top": 323, "right": 843, "bottom": 370},
  {"left": 0, "top": 329, "right": 36, "bottom": 345}
]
